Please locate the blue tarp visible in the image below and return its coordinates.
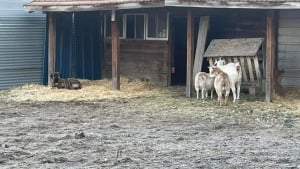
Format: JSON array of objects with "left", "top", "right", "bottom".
[{"left": 43, "top": 12, "right": 103, "bottom": 84}]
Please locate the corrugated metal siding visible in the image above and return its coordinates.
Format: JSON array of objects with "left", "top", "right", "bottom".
[
  {"left": 0, "top": 0, "right": 46, "bottom": 89},
  {"left": 278, "top": 10, "right": 300, "bottom": 87}
]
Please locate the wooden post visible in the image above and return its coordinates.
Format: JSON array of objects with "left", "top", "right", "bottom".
[
  {"left": 266, "top": 11, "right": 275, "bottom": 102},
  {"left": 48, "top": 13, "right": 56, "bottom": 86},
  {"left": 111, "top": 10, "right": 120, "bottom": 90},
  {"left": 186, "top": 10, "right": 194, "bottom": 97}
]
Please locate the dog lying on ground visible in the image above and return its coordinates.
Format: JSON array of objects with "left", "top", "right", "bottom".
[{"left": 50, "top": 72, "right": 82, "bottom": 90}]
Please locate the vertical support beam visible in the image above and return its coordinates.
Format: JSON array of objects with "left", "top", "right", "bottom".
[
  {"left": 186, "top": 10, "right": 194, "bottom": 97},
  {"left": 111, "top": 10, "right": 120, "bottom": 90},
  {"left": 48, "top": 13, "right": 56, "bottom": 86},
  {"left": 266, "top": 10, "right": 275, "bottom": 102}
]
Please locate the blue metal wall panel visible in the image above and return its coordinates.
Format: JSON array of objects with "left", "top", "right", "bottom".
[{"left": 0, "top": 0, "right": 46, "bottom": 89}]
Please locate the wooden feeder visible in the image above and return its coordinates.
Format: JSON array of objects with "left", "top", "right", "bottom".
[{"left": 203, "top": 38, "right": 264, "bottom": 95}]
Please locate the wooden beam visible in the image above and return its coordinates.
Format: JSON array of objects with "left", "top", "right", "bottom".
[
  {"left": 186, "top": 10, "right": 194, "bottom": 97},
  {"left": 266, "top": 10, "right": 275, "bottom": 102},
  {"left": 111, "top": 10, "right": 120, "bottom": 90},
  {"left": 193, "top": 16, "right": 209, "bottom": 79},
  {"left": 48, "top": 13, "right": 56, "bottom": 86}
]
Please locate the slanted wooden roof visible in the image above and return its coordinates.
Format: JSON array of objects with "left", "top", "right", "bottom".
[
  {"left": 204, "top": 38, "right": 264, "bottom": 57},
  {"left": 24, "top": 0, "right": 164, "bottom": 12}
]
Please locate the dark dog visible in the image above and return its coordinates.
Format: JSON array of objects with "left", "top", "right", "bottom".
[{"left": 50, "top": 72, "right": 82, "bottom": 90}]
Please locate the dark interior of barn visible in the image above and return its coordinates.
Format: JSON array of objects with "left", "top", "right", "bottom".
[{"left": 171, "top": 8, "right": 267, "bottom": 86}]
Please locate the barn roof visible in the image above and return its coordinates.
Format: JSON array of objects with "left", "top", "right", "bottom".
[
  {"left": 24, "top": 0, "right": 164, "bottom": 12},
  {"left": 203, "top": 38, "right": 264, "bottom": 57},
  {"left": 169, "top": 0, "right": 300, "bottom": 9},
  {"left": 24, "top": 0, "right": 300, "bottom": 12}
]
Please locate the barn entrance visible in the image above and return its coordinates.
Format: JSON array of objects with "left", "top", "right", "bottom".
[{"left": 171, "top": 17, "right": 187, "bottom": 85}]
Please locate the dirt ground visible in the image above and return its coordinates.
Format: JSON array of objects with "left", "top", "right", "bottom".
[{"left": 0, "top": 84, "right": 300, "bottom": 169}]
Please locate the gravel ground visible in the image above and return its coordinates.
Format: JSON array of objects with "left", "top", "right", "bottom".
[{"left": 0, "top": 87, "right": 299, "bottom": 169}]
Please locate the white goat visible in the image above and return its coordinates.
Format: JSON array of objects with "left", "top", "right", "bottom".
[
  {"left": 194, "top": 72, "right": 215, "bottom": 99},
  {"left": 209, "top": 66, "right": 231, "bottom": 105},
  {"left": 214, "top": 58, "right": 242, "bottom": 102}
]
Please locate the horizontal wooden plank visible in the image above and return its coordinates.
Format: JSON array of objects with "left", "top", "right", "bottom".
[
  {"left": 281, "top": 76, "right": 300, "bottom": 87},
  {"left": 279, "top": 11, "right": 300, "bottom": 19},
  {"left": 278, "top": 60, "right": 300, "bottom": 70},
  {"left": 278, "top": 28, "right": 300, "bottom": 36},
  {"left": 278, "top": 44, "right": 300, "bottom": 52},
  {"left": 278, "top": 36, "right": 300, "bottom": 44},
  {"left": 278, "top": 52, "right": 300, "bottom": 59},
  {"left": 279, "top": 19, "right": 300, "bottom": 28}
]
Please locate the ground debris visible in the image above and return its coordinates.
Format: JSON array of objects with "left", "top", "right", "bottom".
[{"left": 75, "top": 132, "right": 85, "bottom": 139}]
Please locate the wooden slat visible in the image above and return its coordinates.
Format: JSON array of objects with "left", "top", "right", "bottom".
[
  {"left": 186, "top": 10, "right": 194, "bottom": 97},
  {"left": 247, "top": 57, "right": 255, "bottom": 81},
  {"left": 193, "top": 16, "right": 209, "bottom": 78},
  {"left": 239, "top": 57, "right": 248, "bottom": 82},
  {"left": 208, "top": 58, "right": 213, "bottom": 66},
  {"left": 253, "top": 56, "right": 262, "bottom": 80},
  {"left": 111, "top": 20, "right": 120, "bottom": 90},
  {"left": 48, "top": 13, "right": 56, "bottom": 86}
]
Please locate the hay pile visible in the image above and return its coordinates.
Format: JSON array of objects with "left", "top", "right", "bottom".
[{"left": 3, "top": 77, "right": 167, "bottom": 102}]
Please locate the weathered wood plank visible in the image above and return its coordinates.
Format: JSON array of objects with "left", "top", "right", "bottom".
[
  {"left": 193, "top": 16, "right": 209, "bottom": 78},
  {"left": 186, "top": 10, "right": 194, "bottom": 97},
  {"left": 111, "top": 19, "right": 120, "bottom": 90},
  {"left": 253, "top": 56, "right": 261, "bottom": 81},
  {"left": 208, "top": 58, "right": 213, "bottom": 67},
  {"left": 247, "top": 57, "right": 254, "bottom": 81},
  {"left": 233, "top": 57, "right": 238, "bottom": 63},
  {"left": 239, "top": 57, "right": 248, "bottom": 82},
  {"left": 204, "top": 38, "right": 264, "bottom": 57},
  {"left": 48, "top": 13, "right": 56, "bottom": 86}
]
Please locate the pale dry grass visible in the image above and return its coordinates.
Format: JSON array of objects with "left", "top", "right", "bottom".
[
  {"left": 273, "top": 87, "right": 300, "bottom": 110},
  {"left": 3, "top": 77, "right": 169, "bottom": 102},
  {"left": 1, "top": 77, "right": 300, "bottom": 113}
]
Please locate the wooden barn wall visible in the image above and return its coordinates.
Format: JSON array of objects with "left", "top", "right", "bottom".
[
  {"left": 207, "top": 9, "right": 267, "bottom": 41},
  {"left": 192, "top": 9, "right": 267, "bottom": 73},
  {"left": 102, "top": 9, "right": 268, "bottom": 87},
  {"left": 103, "top": 40, "right": 169, "bottom": 86},
  {"left": 168, "top": 8, "right": 267, "bottom": 41},
  {"left": 278, "top": 10, "right": 300, "bottom": 87}
]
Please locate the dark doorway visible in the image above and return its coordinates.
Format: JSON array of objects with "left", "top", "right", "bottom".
[{"left": 171, "top": 17, "right": 187, "bottom": 85}]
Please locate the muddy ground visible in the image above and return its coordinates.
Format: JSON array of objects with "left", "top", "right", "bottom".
[{"left": 0, "top": 86, "right": 300, "bottom": 169}]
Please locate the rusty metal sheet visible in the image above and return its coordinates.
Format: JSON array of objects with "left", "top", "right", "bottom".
[{"left": 203, "top": 38, "right": 264, "bottom": 57}]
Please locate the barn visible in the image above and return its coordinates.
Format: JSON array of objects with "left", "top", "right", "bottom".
[
  {"left": 0, "top": 0, "right": 45, "bottom": 89},
  {"left": 24, "top": 0, "right": 300, "bottom": 101}
]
